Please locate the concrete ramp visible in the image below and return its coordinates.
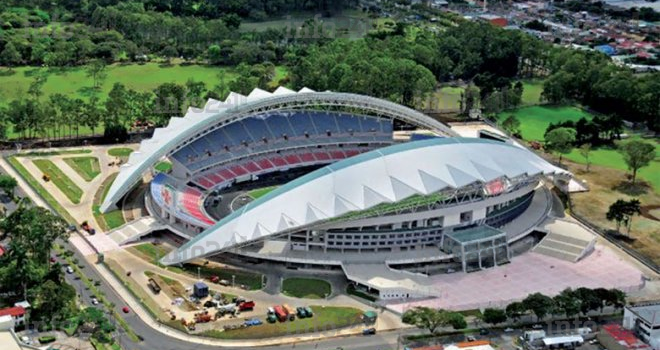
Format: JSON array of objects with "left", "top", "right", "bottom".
[
  {"left": 533, "top": 218, "right": 596, "bottom": 262},
  {"left": 342, "top": 263, "right": 439, "bottom": 300},
  {"left": 108, "top": 216, "right": 168, "bottom": 245}
]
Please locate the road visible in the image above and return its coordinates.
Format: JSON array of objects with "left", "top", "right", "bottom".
[{"left": 56, "top": 237, "right": 413, "bottom": 350}]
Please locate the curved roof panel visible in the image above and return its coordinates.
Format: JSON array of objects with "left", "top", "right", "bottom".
[
  {"left": 100, "top": 88, "right": 458, "bottom": 213},
  {"left": 161, "top": 138, "right": 569, "bottom": 265}
]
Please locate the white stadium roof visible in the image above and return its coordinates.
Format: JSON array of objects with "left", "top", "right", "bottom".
[
  {"left": 162, "top": 138, "right": 569, "bottom": 265},
  {"left": 100, "top": 87, "right": 458, "bottom": 213}
]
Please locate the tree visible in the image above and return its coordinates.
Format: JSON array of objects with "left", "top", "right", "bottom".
[
  {"left": 153, "top": 83, "right": 187, "bottom": 125},
  {"left": 523, "top": 293, "right": 556, "bottom": 320},
  {"left": 86, "top": 59, "right": 108, "bottom": 90},
  {"left": 501, "top": 115, "right": 521, "bottom": 136},
  {"left": 553, "top": 288, "right": 581, "bottom": 318},
  {"left": 544, "top": 127, "right": 576, "bottom": 165},
  {"left": 402, "top": 307, "right": 467, "bottom": 333},
  {"left": 579, "top": 143, "right": 592, "bottom": 172},
  {"left": 576, "top": 287, "right": 601, "bottom": 316},
  {"left": 402, "top": 307, "right": 448, "bottom": 334},
  {"left": 606, "top": 199, "right": 641, "bottom": 235},
  {"left": 618, "top": 140, "right": 655, "bottom": 185},
  {"left": 0, "top": 174, "right": 18, "bottom": 198},
  {"left": 506, "top": 301, "right": 526, "bottom": 321},
  {"left": 0, "top": 42, "right": 22, "bottom": 70},
  {"left": 482, "top": 308, "right": 507, "bottom": 326},
  {"left": 28, "top": 75, "right": 48, "bottom": 101},
  {"left": 222, "top": 13, "right": 242, "bottom": 29}
]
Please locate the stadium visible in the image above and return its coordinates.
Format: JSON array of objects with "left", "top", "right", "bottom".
[{"left": 100, "top": 87, "right": 586, "bottom": 300}]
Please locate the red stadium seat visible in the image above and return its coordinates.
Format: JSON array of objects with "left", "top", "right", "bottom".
[
  {"left": 220, "top": 169, "right": 236, "bottom": 180},
  {"left": 345, "top": 149, "right": 360, "bottom": 157},
  {"left": 313, "top": 152, "right": 330, "bottom": 161},
  {"left": 230, "top": 165, "right": 248, "bottom": 176},
  {"left": 285, "top": 154, "right": 301, "bottom": 164},
  {"left": 270, "top": 157, "right": 287, "bottom": 167},
  {"left": 257, "top": 159, "right": 274, "bottom": 169},
  {"left": 299, "top": 153, "right": 315, "bottom": 163},
  {"left": 330, "top": 151, "right": 346, "bottom": 159},
  {"left": 243, "top": 161, "right": 260, "bottom": 173}
]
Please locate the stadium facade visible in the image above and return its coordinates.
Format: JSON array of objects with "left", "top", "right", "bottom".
[{"left": 101, "top": 87, "right": 572, "bottom": 300}]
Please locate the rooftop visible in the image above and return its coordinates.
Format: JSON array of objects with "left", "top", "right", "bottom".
[
  {"left": 602, "top": 324, "right": 650, "bottom": 349},
  {"left": 446, "top": 226, "right": 505, "bottom": 244},
  {"left": 0, "top": 307, "right": 24, "bottom": 318},
  {"left": 626, "top": 303, "right": 660, "bottom": 326}
]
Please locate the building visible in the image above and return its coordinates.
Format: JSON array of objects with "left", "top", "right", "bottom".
[
  {"left": 623, "top": 303, "right": 660, "bottom": 349},
  {"left": 599, "top": 324, "right": 651, "bottom": 350},
  {"left": 100, "top": 88, "right": 574, "bottom": 300},
  {"left": 0, "top": 307, "right": 25, "bottom": 327}
]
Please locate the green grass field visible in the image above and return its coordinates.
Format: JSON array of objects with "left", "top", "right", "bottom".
[
  {"left": 32, "top": 159, "right": 83, "bottom": 204},
  {"left": 248, "top": 186, "right": 278, "bottom": 199},
  {"left": 63, "top": 156, "right": 101, "bottom": 181},
  {"left": 154, "top": 161, "right": 172, "bottom": 173},
  {"left": 520, "top": 79, "right": 544, "bottom": 106},
  {"left": 282, "top": 277, "right": 332, "bottom": 299},
  {"left": 497, "top": 105, "right": 592, "bottom": 141},
  {"left": 200, "top": 306, "right": 363, "bottom": 339},
  {"left": 92, "top": 173, "right": 125, "bottom": 231},
  {"left": 7, "top": 156, "right": 76, "bottom": 223},
  {"left": 107, "top": 147, "right": 133, "bottom": 160},
  {"left": 0, "top": 63, "right": 240, "bottom": 103},
  {"left": 565, "top": 137, "right": 659, "bottom": 192}
]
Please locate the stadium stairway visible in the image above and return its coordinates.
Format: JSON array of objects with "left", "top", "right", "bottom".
[{"left": 533, "top": 218, "right": 596, "bottom": 262}]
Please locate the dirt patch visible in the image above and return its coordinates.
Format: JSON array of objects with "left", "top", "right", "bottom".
[
  {"left": 565, "top": 159, "right": 660, "bottom": 265},
  {"left": 641, "top": 205, "right": 660, "bottom": 222}
]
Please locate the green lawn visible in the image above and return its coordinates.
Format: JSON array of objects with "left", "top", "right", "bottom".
[
  {"left": 63, "top": 156, "right": 101, "bottom": 181},
  {"left": 200, "top": 306, "right": 363, "bottom": 339},
  {"left": 107, "top": 147, "right": 133, "bottom": 160},
  {"left": 15, "top": 149, "right": 92, "bottom": 157},
  {"left": 564, "top": 137, "right": 660, "bottom": 192},
  {"left": 248, "top": 186, "right": 278, "bottom": 199},
  {"left": 281, "top": 278, "right": 332, "bottom": 299},
  {"left": 7, "top": 156, "right": 76, "bottom": 223},
  {"left": 92, "top": 173, "right": 125, "bottom": 231},
  {"left": 0, "top": 63, "right": 240, "bottom": 104},
  {"left": 432, "top": 86, "right": 464, "bottom": 110},
  {"left": 32, "top": 159, "right": 83, "bottom": 204},
  {"left": 520, "top": 79, "right": 544, "bottom": 105},
  {"left": 154, "top": 161, "right": 172, "bottom": 173},
  {"left": 497, "top": 105, "right": 592, "bottom": 141}
]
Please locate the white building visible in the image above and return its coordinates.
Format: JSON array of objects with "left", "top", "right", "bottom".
[{"left": 623, "top": 303, "right": 660, "bottom": 350}]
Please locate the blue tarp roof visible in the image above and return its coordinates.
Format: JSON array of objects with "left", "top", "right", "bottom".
[{"left": 595, "top": 45, "right": 616, "bottom": 56}]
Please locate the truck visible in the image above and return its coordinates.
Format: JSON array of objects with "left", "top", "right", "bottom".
[
  {"left": 282, "top": 304, "right": 296, "bottom": 321},
  {"left": 148, "top": 278, "right": 161, "bottom": 294},
  {"left": 194, "top": 311, "right": 213, "bottom": 323},
  {"left": 273, "top": 306, "right": 288, "bottom": 322},
  {"left": 238, "top": 301, "right": 255, "bottom": 311}
]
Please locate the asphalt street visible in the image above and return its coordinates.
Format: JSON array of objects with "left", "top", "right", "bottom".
[{"left": 56, "top": 238, "right": 412, "bottom": 350}]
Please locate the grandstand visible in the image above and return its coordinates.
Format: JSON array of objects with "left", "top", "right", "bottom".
[{"left": 101, "top": 87, "right": 579, "bottom": 300}]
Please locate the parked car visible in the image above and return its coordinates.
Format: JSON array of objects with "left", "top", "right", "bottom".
[
  {"left": 304, "top": 306, "right": 313, "bottom": 317},
  {"left": 244, "top": 318, "right": 263, "bottom": 326},
  {"left": 504, "top": 327, "right": 514, "bottom": 333},
  {"left": 267, "top": 314, "right": 277, "bottom": 323},
  {"left": 466, "top": 335, "right": 477, "bottom": 342},
  {"left": 362, "top": 328, "right": 376, "bottom": 335},
  {"left": 296, "top": 307, "right": 308, "bottom": 318},
  {"left": 532, "top": 324, "right": 543, "bottom": 329},
  {"left": 480, "top": 328, "right": 490, "bottom": 335},
  {"left": 91, "top": 297, "right": 99, "bottom": 305},
  {"left": 122, "top": 307, "right": 130, "bottom": 314},
  {"left": 66, "top": 266, "right": 74, "bottom": 274}
]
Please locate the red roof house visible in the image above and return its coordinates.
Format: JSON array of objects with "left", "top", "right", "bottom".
[{"left": 0, "top": 306, "right": 25, "bottom": 318}]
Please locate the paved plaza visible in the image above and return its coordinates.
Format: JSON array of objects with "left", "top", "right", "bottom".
[{"left": 387, "top": 244, "right": 646, "bottom": 313}]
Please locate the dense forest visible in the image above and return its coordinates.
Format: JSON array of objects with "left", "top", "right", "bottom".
[{"left": 0, "top": 0, "right": 658, "bottom": 140}]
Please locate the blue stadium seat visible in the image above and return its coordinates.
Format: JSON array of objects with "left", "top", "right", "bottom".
[
  {"left": 311, "top": 112, "right": 340, "bottom": 134},
  {"left": 264, "top": 114, "right": 295, "bottom": 138}
]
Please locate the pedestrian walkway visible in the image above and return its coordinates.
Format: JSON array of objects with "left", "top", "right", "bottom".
[{"left": 108, "top": 216, "right": 168, "bottom": 245}]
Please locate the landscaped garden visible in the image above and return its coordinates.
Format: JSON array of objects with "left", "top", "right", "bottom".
[
  {"left": 33, "top": 159, "right": 84, "bottom": 204},
  {"left": 107, "top": 147, "right": 134, "bottom": 160},
  {"left": 200, "top": 306, "right": 363, "bottom": 339},
  {"left": 92, "top": 173, "right": 125, "bottom": 231},
  {"left": 282, "top": 277, "right": 332, "bottom": 299},
  {"left": 63, "top": 156, "right": 101, "bottom": 181}
]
